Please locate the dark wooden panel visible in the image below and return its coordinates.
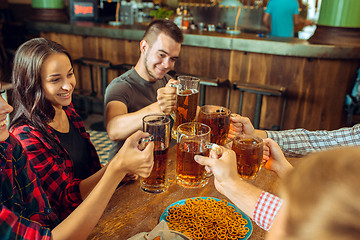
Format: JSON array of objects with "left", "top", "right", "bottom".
[
  {"left": 228, "top": 50, "right": 360, "bottom": 130},
  {"left": 39, "top": 32, "right": 360, "bottom": 130}
]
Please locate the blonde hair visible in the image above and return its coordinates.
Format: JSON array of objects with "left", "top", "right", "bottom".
[{"left": 283, "top": 147, "right": 360, "bottom": 240}]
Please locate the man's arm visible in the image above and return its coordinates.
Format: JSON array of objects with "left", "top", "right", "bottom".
[
  {"left": 194, "top": 148, "right": 283, "bottom": 231},
  {"left": 266, "top": 124, "right": 360, "bottom": 157},
  {"left": 262, "top": 12, "right": 271, "bottom": 29},
  {"left": 293, "top": 14, "right": 299, "bottom": 26},
  {"left": 106, "top": 80, "right": 177, "bottom": 141},
  {"left": 105, "top": 100, "right": 162, "bottom": 141}
]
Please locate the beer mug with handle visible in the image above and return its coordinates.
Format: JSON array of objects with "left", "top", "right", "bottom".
[
  {"left": 140, "top": 114, "right": 170, "bottom": 193},
  {"left": 170, "top": 75, "right": 200, "bottom": 140},
  {"left": 176, "top": 122, "right": 211, "bottom": 188}
]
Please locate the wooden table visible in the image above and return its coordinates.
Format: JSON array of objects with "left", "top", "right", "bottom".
[{"left": 88, "top": 145, "right": 300, "bottom": 240}]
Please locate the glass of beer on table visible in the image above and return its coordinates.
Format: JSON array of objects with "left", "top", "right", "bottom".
[
  {"left": 171, "top": 75, "right": 200, "bottom": 139},
  {"left": 140, "top": 114, "right": 170, "bottom": 193},
  {"left": 198, "top": 105, "right": 231, "bottom": 146},
  {"left": 176, "top": 122, "right": 210, "bottom": 188},
  {"left": 231, "top": 135, "right": 263, "bottom": 180}
]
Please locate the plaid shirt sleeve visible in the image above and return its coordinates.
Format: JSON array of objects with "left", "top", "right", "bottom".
[
  {"left": 266, "top": 124, "right": 360, "bottom": 157},
  {"left": 0, "top": 205, "right": 52, "bottom": 240},
  {"left": 253, "top": 191, "right": 283, "bottom": 231}
]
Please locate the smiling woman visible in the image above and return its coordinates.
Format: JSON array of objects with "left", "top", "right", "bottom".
[
  {"left": 9, "top": 37, "right": 104, "bottom": 220},
  {"left": 0, "top": 37, "right": 156, "bottom": 240},
  {"left": 41, "top": 53, "right": 75, "bottom": 110}
]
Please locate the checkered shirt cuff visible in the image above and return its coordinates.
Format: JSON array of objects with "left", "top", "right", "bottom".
[{"left": 253, "top": 191, "right": 283, "bottom": 231}]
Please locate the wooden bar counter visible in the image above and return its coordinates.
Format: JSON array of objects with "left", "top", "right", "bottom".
[
  {"left": 27, "top": 21, "right": 360, "bottom": 131},
  {"left": 88, "top": 144, "right": 301, "bottom": 240}
]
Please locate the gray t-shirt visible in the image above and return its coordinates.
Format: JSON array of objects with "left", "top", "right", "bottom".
[{"left": 104, "top": 68, "right": 170, "bottom": 160}]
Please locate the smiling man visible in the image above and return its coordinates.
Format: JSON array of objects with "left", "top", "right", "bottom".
[{"left": 104, "top": 19, "right": 183, "bottom": 161}]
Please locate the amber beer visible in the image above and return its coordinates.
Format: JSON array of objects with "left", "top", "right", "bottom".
[
  {"left": 198, "top": 105, "right": 230, "bottom": 146},
  {"left": 173, "top": 89, "right": 199, "bottom": 137},
  {"left": 232, "top": 135, "right": 263, "bottom": 179},
  {"left": 176, "top": 122, "right": 210, "bottom": 188},
  {"left": 171, "top": 76, "right": 200, "bottom": 139},
  {"left": 141, "top": 142, "right": 169, "bottom": 190},
  {"left": 141, "top": 114, "right": 170, "bottom": 193},
  {"left": 176, "top": 141, "right": 209, "bottom": 187}
]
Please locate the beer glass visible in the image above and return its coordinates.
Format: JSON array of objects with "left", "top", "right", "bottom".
[
  {"left": 171, "top": 76, "right": 200, "bottom": 139},
  {"left": 140, "top": 114, "right": 170, "bottom": 193},
  {"left": 176, "top": 122, "right": 210, "bottom": 188},
  {"left": 232, "top": 135, "right": 263, "bottom": 180},
  {"left": 198, "top": 105, "right": 231, "bottom": 146}
]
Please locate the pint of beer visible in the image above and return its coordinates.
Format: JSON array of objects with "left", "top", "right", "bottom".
[
  {"left": 140, "top": 114, "right": 170, "bottom": 193},
  {"left": 198, "top": 105, "right": 231, "bottom": 146},
  {"left": 232, "top": 135, "right": 263, "bottom": 180},
  {"left": 176, "top": 122, "right": 210, "bottom": 188},
  {"left": 171, "top": 76, "right": 200, "bottom": 139}
]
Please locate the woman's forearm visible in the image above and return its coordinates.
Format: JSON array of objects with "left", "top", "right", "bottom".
[
  {"left": 52, "top": 167, "right": 126, "bottom": 240},
  {"left": 79, "top": 165, "right": 108, "bottom": 200}
]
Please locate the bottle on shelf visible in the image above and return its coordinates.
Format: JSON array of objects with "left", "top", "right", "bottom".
[
  {"left": 181, "top": 6, "right": 190, "bottom": 30},
  {"left": 174, "top": 7, "right": 182, "bottom": 28}
]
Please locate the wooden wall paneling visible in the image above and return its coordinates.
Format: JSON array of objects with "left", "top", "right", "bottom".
[
  {"left": 96, "top": 38, "right": 139, "bottom": 90},
  {"left": 176, "top": 46, "right": 209, "bottom": 76},
  {"left": 267, "top": 54, "right": 306, "bottom": 130},
  {"left": 81, "top": 36, "right": 100, "bottom": 95},
  {"left": 208, "top": 48, "right": 231, "bottom": 79},
  {"left": 123, "top": 39, "right": 140, "bottom": 66},
  {"left": 40, "top": 33, "right": 94, "bottom": 94},
  {"left": 40, "top": 32, "right": 84, "bottom": 59},
  {"left": 228, "top": 51, "right": 286, "bottom": 130},
  {"left": 311, "top": 59, "right": 359, "bottom": 130},
  {"left": 203, "top": 48, "right": 231, "bottom": 107},
  {"left": 175, "top": 46, "right": 231, "bottom": 107},
  {"left": 282, "top": 57, "right": 310, "bottom": 130},
  {"left": 38, "top": 32, "right": 360, "bottom": 130}
]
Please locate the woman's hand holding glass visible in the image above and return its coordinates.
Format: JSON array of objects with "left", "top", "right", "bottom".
[{"left": 110, "top": 130, "right": 154, "bottom": 179}]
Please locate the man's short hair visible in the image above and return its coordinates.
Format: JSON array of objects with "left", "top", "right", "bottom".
[{"left": 143, "top": 19, "right": 183, "bottom": 45}]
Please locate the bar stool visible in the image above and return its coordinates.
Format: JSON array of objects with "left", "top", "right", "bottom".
[
  {"left": 73, "top": 57, "right": 133, "bottom": 130},
  {"left": 233, "top": 81, "right": 287, "bottom": 130},
  {"left": 199, "top": 77, "right": 232, "bottom": 108}
]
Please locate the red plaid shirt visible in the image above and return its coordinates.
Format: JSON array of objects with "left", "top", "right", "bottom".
[
  {"left": 0, "top": 134, "right": 58, "bottom": 239},
  {"left": 11, "top": 104, "right": 101, "bottom": 222}
]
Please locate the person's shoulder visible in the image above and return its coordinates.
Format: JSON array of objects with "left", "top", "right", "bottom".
[
  {"left": 107, "top": 70, "right": 135, "bottom": 91},
  {"left": 291, "top": 0, "right": 299, "bottom": 7},
  {"left": 11, "top": 123, "right": 34, "bottom": 135},
  {"left": 265, "top": 0, "right": 274, "bottom": 12},
  {"left": 11, "top": 123, "right": 43, "bottom": 142}
]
